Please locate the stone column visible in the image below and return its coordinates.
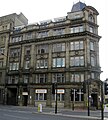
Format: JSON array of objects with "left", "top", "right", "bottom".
[
  {"left": 46, "top": 88, "right": 52, "bottom": 107},
  {"left": 28, "top": 87, "right": 34, "bottom": 106},
  {"left": 64, "top": 88, "right": 71, "bottom": 108},
  {"left": 18, "top": 86, "right": 23, "bottom": 106},
  {"left": 65, "top": 42, "right": 70, "bottom": 83}
]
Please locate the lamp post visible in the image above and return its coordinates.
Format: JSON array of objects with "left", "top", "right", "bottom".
[
  {"left": 87, "top": 80, "right": 90, "bottom": 116},
  {"left": 55, "top": 83, "right": 57, "bottom": 114},
  {"left": 100, "top": 81, "right": 104, "bottom": 120}
]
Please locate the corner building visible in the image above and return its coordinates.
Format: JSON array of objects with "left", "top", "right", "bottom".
[{"left": 3, "top": 2, "right": 102, "bottom": 109}]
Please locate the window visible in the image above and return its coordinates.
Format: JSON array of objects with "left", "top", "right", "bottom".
[
  {"left": 91, "top": 56, "right": 95, "bottom": 66},
  {"left": 71, "top": 89, "right": 84, "bottom": 101},
  {"left": 37, "top": 44, "right": 48, "bottom": 54},
  {"left": 91, "top": 73, "right": 95, "bottom": 79},
  {"left": 11, "top": 36, "right": 21, "bottom": 43},
  {"left": 0, "top": 61, "right": 3, "bottom": 67},
  {"left": 36, "top": 93, "right": 47, "bottom": 101},
  {"left": 0, "top": 47, "right": 5, "bottom": 54},
  {"left": 37, "top": 59, "right": 48, "bottom": 68},
  {"left": 70, "top": 73, "right": 84, "bottom": 82},
  {"left": 88, "top": 15, "right": 94, "bottom": 23},
  {"left": 70, "top": 56, "right": 84, "bottom": 66},
  {"left": 70, "top": 26, "right": 84, "bottom": 33},
  {"left": 9, "top": 62, "right": 19, "bottom": 70},
  {"left": 53, "top": 58, "right": 65, "bottom": 67},
  {"left": 0, "top": 36, "right": 6, "bottom": 44},
  {"left": 8, "top": 76, "right": 19, "bottom": 84},
  {"left": 25, "top": 47, "right": 31, "bottom": 55},
  {"left": 10, "top": 48, "right": 20, "bottom": 57},
  {"left": 35, "top": 89, "right": 47, "bottom": 101},
  {"left": 90, "top": 41, "right": 94, "bottom": 51},
  {"left": 52, "top": 73, "right": 65, "bottom": 83},
  {"left": 89, "top": 26, "right": 94, "bottom": 33},
  {"left": 53, "top": 28, "right": 65, "bottom": 36},
  {"left": 37, "top": 31, "right": 48, "bottom": 38},
  {"left": 27, "top": 32, "right": 32, "bottom": 39},
  {"left": 24, "top": 60, "right": 30, "bottom": 69},
  {"left": 52, "top": 93, "right": 64, "bottom": 101},
  {"left": 23, "top": 75, "right": 29, "bottom": 83},
  {"left": 35, "top": 74, "right": 47, "bottom": 83},
  {"left": 53, "top": 43, "right": 65, "bottom": 52},
  {"left": 70, "top": 41, "right": 83, "bottom": 50}
]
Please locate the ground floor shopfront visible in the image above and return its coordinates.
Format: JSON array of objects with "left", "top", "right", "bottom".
[{"left": 5, "top": 82, "right": 102, "bottom": 109}]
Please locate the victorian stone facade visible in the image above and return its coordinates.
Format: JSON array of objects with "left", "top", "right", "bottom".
[{"left": 0, "top": 2, "right": 102, "bottom": 109}]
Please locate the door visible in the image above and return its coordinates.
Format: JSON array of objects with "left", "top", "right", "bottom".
[{"left": 23, "top": 95, "right": 28, "bottom": 106}]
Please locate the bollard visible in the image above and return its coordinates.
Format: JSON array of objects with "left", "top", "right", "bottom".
[{"left": 38, "top": 104, "right": 42, "bottom": 113}]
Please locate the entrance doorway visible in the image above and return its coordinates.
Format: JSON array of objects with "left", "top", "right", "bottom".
[
  {"left": 91, "top": 93, "right": 98, "bottom": 109},
  {"left": 23, "top": 95, "right": 28, "bottom": 106},
  {"left": 7, "top": 88, "right": 17, "bottom": 105}
]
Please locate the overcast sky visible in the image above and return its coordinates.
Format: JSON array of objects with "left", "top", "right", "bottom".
[{"left": 0, "top": 0, "right": 107, "bottom": 80}]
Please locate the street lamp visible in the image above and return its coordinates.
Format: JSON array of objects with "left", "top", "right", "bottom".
[
  {"left": 87, "top": 80, "right": 90, "bottom": 116},
  {"left": 52, "top": 82, "right": 57, "bottom": 114},
  {"left": 100, "top": 80, "right": 104, "bottom": 120}
]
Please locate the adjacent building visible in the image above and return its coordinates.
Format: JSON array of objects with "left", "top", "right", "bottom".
[{"left": 0, "top": 2, "right": 102, "bottom": 109}]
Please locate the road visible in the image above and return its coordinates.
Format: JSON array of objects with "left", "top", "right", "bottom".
[{"left": 0, "top": 105, "right": 106, "bottom": 120}]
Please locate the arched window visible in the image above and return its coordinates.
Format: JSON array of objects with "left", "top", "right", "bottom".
[{"left": 88, "top": 14, "right": 95, "bottom": 23}]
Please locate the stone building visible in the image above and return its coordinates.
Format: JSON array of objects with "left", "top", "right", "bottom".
[{"left": 0, "top": 2, "right": 102, "bottom": 109}]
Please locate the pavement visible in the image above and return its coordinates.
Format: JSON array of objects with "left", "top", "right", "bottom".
[
  {"left": 14, "top": 105, "right": 108, "bottom": 120},
  {"left": 1, "top": 105, "right": 108, "bottom": 120}
]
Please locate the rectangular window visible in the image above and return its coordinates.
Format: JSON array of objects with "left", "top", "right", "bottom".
[
  {"left": 70, "top": 73, "right": 84, "bottom": 82},
  {"left": 53, "top": 28, "right": 65, "bottom": 36},
  {"left": 9, "top": 62, "right": 19, "bottom": 70},
  {"left": 24, "top": 61, "right": 30, "bottom": 69},
  {"left": 10, "top": 48, "right": 20, "bottom": 57},
  {"left": 37, "top": 59, "right": 48, "bottom": 68},
  {"left": 70, "top": 56, "right": 84, "bottom": 66},
  {"left": 11, "top": 36, "right": 21, "bottom": 43},
  {"left": 23, "top": 75, "right": 29, "bottom": 83},
  {"left": 90, "top": 42, "right": 94, "bottom": 51},
  {"left": 70, "top": 26, "right": 84, "bottom": 33},
  {"left": 53, "top": 58, "right": 65, "bottom": 67},
  {"left": 27, "top": 32, "right": 32, "bottom": 39},
  {"left": 0, "top": 61, "right": 3, "bottom": 67},
  {"left": 71, "top": 89, "right": 84, "bottom": 101},
  {"left": 36, "top": 74, "right": 47, "bottom": 83},
  {"left": 35, "top": 89, "right": 47, "bottom": 101},
  {"left": 38, "top": 31, "right": 48, "bottom": 38},
  {"left": 89, "top": 26, "right": 94, "bottom": 33},
  {"left": 0, "top": 47, "right": 5, "bottom": 54},
  {"left": 25, "top": 47, "right": 31, "bottom": 55},
  {"left": 52, "top": 93, "right": 64, "bottom": 101},
  {"left": 36, "top": 93, "right": 47, "bottom": 101},
  {"left": 53, "top": 43, "right": 65, "bottom": 52},
  {"left": 70, "top": 41, "right": 83, "bottom": 50},
  {"left": 8, "top": 76, "right": 19, "bottom": 84},
  {"left": 37, "top": 44, "right": 48, "bottom": 54},
  {"left": 52, "top": 73, "right": 65, "bottom": 83},
  {"left": 91, "top": 56, "right": 95, "bottom": 66}
]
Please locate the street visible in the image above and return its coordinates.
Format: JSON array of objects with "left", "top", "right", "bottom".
[{"left": 0, "top": 105, "right": 107, "bottom": 120}]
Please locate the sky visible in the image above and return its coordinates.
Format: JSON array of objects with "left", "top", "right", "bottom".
[{"left": 0, "top": 0, "right": 107, "bottom": 80}]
